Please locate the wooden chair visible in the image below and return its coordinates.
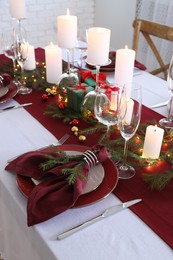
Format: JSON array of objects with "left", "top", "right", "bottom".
[{"left": 132, "top": 19, "right": 173, "bottom": 79}]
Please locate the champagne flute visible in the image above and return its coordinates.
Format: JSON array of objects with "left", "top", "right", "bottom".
[
  {"left": 159, "top": 54, "right": 173, "bottom": 128},
  {"left": 117, "top": 82, "right": 142, "bottom": 179},
  {"left": 94, "top": 84, "right": 126, "bottom": 152},
  {"left": 14, "top": 26, "right": 32, "bottom": 94}
]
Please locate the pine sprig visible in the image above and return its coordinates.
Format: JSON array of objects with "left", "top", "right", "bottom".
[
  {"left": 39, "top": 149, "right": 92, "bottom": 185},
  {"left": 142, "top": 170, "right": 173, "bottom": 190},
  {"left": 61, "top": 162, "right": 87, "bottom": 185}
]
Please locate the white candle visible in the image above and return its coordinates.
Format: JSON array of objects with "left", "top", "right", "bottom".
[
  {"left": 114, "top": 46, "right": 135, "bottom": 96},
  {"left": 23, "top": 43, "right": 36, "bottom": 71},
  {"left": 124, "top": 98, "right": 134, "bottom": 124},
  {"left": 45, "top": 42, "right": 62, "bottom": 84},
  {"left": 87, "top": 27, "right": 111, "bottom": 65},
  {"left": 57, "top": 9, "right": 77, "bottom": 49},
  {"left": 9, "top": 0, "right": 26, "bottom": 19},
  {"left": 142, "top": 125, "right": 164, "bottom": 159}
]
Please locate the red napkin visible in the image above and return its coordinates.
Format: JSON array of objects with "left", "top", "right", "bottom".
[
  {"left": 5, "top": 144, "right": 109, "bottom": 226},
  {"left": 0, "top": 73, "right": 12, "bottom": 87},
  {"left": 86, "top": 51, "right": 147, "bottom": 72}
]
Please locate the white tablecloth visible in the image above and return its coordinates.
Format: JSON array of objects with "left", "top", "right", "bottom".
[{"left": 0, "top": 71, "right": 173, "bottom": 260}]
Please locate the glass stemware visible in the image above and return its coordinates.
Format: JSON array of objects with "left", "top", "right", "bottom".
[
  {"left": 117, "top": 82, "right": 142, "bottom": 179},
  {"left": 58, "top": 48, "right": 79, "bottom": 88},
  {"left": 14, "top": 26, "right": 32, "bottom": 94},
  {"left": 159, "top": 54, "right": 173, "bottom": 128},
  {"left": 1, "top": 29, "right": 18, "bottom": 84},
  {"left": 94, "top": 84, "right": 126, "bottom": 152}
]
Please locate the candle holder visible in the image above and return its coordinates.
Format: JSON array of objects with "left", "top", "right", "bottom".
[
  {"left": 58, "top": 48, "right": 79, "bottom": 88},
  {"left": 81, "top": 59, "right": 111, "bottom": 117}
]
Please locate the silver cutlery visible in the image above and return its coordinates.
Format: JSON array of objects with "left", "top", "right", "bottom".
[
  {"left": 57, "top": 198, "right": 142, "bottom": 240},
  {"left": 7, "top": 133, "right": 70, "bottom": 163},
  {"left": 151, "top": 100, "right": 168, "bottom": 108},
  {"left": 0, "top": 103, "right": 32, "bottom": 113}
]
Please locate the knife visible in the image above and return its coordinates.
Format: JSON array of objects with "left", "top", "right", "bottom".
[
  {"left": 151, "top": 100, "right": 168, "bottom": 108},
  {"left": 57, "top": 199, "right": 142, "bottom": 240},
  {"left": 0, "top": 103, "right": 32, "bottom": 112}
]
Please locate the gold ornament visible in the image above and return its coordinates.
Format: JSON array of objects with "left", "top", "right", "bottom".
[{"left": 78, "top": 135, "right": 86, "bottom": 142}]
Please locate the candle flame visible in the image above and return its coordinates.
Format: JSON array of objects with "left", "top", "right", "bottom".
[
  {"left": 67, "top": 8, "right": 70, "bottom": 15},
  {"left": 125, "top": 45, "right": 128, "bottom": 49}
]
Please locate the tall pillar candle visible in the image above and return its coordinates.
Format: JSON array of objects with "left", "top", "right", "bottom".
[
  {"left": 57, "top": 9, "right": 77, "bottom": 49},
  {"left": 45, "top": 42, "right": 62, "bottom": 84},
  {"left": 114, "top": 46, "right": 135, "bottom": 96},
  {"left": 9, "top": 0, "right": 26, "bottom": 19},
  {"left": 87, "top": 27, "right": 111, "bottom": 65},
  {"left": 142, "top": 125, "right": 164, "bottom": 159},
  {"left": 23, "top": 43, "right": 36, "bottom": 70}
]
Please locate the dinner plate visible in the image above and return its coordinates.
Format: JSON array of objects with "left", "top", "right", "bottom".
[
  {"left": 16, "top": 144, "right": 119, "bottom": 208},
  {"left": 0, "top": 86, "right": 9, "bottom": 98},
  {"left": 0, "top": 82, "right": 18, "bottom": 104}
]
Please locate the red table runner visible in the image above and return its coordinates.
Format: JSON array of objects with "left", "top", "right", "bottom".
[{"left": 1, "top": 49, "right": 173, "bottom": 248}]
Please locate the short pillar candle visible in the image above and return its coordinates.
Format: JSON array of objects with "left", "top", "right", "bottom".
[
  {"left": 142, "top": 125, "right": 164, "bottom": 159},
  {"left": 87, "top": 27, "right": 111, "bottom": 65},
  {"left": 9, "top": 0, "right": 26, "bottom": 19},
  {"left": 57, "top": 9, "right": 77, "bottom": 49},
  {"left": 45, "top": 42, "right": 62, "bottom": 84},
  {"left": 114, "top": 46, "right": 135, "bottom": 95}
]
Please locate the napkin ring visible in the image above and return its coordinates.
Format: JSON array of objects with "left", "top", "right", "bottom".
[{"left": 83, "top": 150, "right": 99, "bottom": 168}]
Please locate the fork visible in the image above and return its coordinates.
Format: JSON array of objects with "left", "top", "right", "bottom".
[{"left": 7, "top": 133, "right": 70, "bottom": 163}]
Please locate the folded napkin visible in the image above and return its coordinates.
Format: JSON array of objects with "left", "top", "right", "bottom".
[
  {"left": 0, "top": 73, "right": 12, "bottom": 87},
  {"left": 5, "top": 144, "right": 109, "bottom": 226},
  {"left": 86, "top": 51, "right": 147, "bottom": 72}
]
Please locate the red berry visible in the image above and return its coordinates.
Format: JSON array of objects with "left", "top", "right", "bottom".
[{"left": 42, "top": 93, "right": 48, "bottom": 101}]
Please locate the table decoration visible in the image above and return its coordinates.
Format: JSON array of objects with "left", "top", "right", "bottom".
[
  {"left": 57, "top": 9, "right": 79, "bottom": 89},
  {"left": 142, "top": 125, "right": 164, "bottom": 159},
  {"left": 23, "top": 43, "right": 36, "bottom": 71},
  {"left": 5, "top": 144, "right": 111, "bottom": 226},
  {"left": 114, "top": 46, "right": 135, "bottom": 96},
  {"left": 45, "top": 42, "right": 62, "bottom": 84},
  {"left": 81, "top": 27, "right": 111, "bottom": 118},
  {"left": 9, "top": 0, "right": 26, "bottom": 20}
]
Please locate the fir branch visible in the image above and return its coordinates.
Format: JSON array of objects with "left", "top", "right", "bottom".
[
  {"left": 142, "top": 170, "right": 173, "bottom": 190},
  {"left": 61, "top": 162, "right": 87, "bottom": 185}
]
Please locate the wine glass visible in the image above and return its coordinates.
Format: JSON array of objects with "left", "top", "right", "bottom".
[
  {"left": 14, "top": 26, "right": 32, "bottom": 94},
  {"left": 159, "top": 54, "right": 173, "bottom": 128},
  {"left": 94, "top": 84, "right": 126, "bottom": 152},
  {"left": 1, "top": 29, "right": 18, "bottom": 84},
  {"left": 117, "top": 82, "right": 142, "bottom": 179}
]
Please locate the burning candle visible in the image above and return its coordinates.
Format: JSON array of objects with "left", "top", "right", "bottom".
[
  {"left": 57, "top": 9, "right": 77, "bottom": 49},
  {"left": 114, "top": 46, "right": 135, "bottom": 96},
  {"left": 9, "top": 0, "right": 26, "bottom": 19},
  {"left": 23, "top": 43, "right": 36, "bottom": 71},
  {"left": 87, "top": 27, "right": 111, "bottom": 65},
  {"left": 45, "top": 42, "right": 62, "bottom": 84},
  {"left": 142, "top": 125, "right": 164, "bottom": 159}
]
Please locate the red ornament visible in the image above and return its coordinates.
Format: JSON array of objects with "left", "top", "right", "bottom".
[
  {"left": 72, "top": 118, "right": 79, "bottom": 126},
  {"left": 42, "top": 93, "right": 48, "bottom": 101},
  {"left": 58, "top": 102, "right": 65, "bottom": 109}
]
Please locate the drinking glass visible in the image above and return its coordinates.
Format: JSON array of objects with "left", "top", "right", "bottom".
[
  {"left": 117, "top": 82, "right": 142, "bottom": 179},
  {"left": 14, "top": 26, "right": 32, "bottom": 94},
  {"left": 159, "top": 54, "right": 173, "bottom": 128},
  {"left": 1, "top": 29, "right": 18, "bottom": 84},
  {"left": 94, "top": 84, "right": 126, "bottom": 152}
]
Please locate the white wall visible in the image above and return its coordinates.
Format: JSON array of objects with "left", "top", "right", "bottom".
[
  {"left": 0, "top": 0, "right": 95, "bottom": 50},
  {"left": 94, "top": 0, "right": 137, "bottom": 50}
]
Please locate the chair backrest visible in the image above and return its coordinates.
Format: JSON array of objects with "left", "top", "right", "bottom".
[{"left": 132, "top": 19, "right": 173, "bottom": 79}]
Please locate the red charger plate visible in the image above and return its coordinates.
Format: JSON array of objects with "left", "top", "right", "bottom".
[{"left": 16, "top": 145, "right": 119, "bottom": 208}]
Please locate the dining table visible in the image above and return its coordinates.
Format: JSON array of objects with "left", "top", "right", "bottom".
[{"left": 0, "top": 48, "right": 173, "bottom": 260}]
